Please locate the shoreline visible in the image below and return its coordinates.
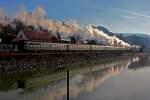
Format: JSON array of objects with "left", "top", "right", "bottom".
[{"left": 0, "top": 51, "right": 139, "bottom": 75}]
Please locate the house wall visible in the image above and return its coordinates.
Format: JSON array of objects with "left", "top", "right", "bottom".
[{"left": 17, "top": 30, "right": 29, "bottom": 41}]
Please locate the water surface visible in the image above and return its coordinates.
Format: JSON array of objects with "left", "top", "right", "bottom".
[{"left": 0, "top": 54, "right": 150, "bottom": 100}]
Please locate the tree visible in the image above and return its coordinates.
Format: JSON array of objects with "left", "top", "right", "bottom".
[{"left": 13, "top": 19, "right": 25, "bottom": 33}]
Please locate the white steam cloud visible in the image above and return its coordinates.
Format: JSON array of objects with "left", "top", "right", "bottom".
[
  {"left": 0, "top": 8, "right": 12, "bottom": 25},
  {"left": 80, "top": 24, "right": 131, "bottom": 47},
  {"left": 15, "top": 6, "right": 79, "bottom": 38},
  {"left": 0, "top": 6, "right": 131, "bottom": 47}
]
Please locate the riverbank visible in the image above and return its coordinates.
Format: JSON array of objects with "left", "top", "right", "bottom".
[{"left": 0, "top": 50, "right": 132, "bottom": 74}]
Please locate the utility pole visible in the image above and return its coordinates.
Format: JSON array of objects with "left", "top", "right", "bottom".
[{"left": 67, "top": 69, "right": 69, "bottom": 100}]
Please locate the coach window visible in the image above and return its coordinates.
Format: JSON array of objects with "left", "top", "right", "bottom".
[
  {"left": 29, "top": 43, "right": 33, "bottom": 47},
  {"left": 50, "top": 44, "right": 52, "bottom": 48},
  {"left": 40, "top": 44, "right": 44, "bottom": 47},
  {"left": 48, "top": 44, "right": 50, "bottom": 47},
  {"left": 46, "top": 44, "right": 49, "bottom": 47},
  {"left": 37, "top": 44, "right": 39, "bottom": 47},
  {"left": 44, "top": 44, "right": 46, "bottom": 47}
]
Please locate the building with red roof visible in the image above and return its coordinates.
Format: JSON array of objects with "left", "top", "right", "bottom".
[{"left": 15, "top": 29, "right": 58, "bottom": 42}]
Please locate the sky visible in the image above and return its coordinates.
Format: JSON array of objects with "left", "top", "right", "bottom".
[{"left": 0, "top": 0, "right": 150, "bottom": 34}]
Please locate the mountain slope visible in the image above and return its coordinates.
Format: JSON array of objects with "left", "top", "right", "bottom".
[{"left": 96, "top": 25, "right": 150, "bottom": 51}]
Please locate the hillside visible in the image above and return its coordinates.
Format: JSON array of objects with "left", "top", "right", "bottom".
[{"left": 95, "top": 25, "right": 150, "bottom": 51}]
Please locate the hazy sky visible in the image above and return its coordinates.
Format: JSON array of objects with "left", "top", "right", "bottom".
[{"left": 1, "top": 0, "right": 150, "bottom": 34}]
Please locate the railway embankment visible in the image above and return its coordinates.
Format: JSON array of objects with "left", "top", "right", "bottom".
[{"left": 0, "top": 50, "right": 131, "bottom": 74}]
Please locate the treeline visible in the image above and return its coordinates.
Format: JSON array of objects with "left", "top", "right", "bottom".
[{"left": 0, "top": 19, "right": 25, "bottom": 43}]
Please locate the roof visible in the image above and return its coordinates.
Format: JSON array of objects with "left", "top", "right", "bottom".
[{"left": 21, "top": 29, "right": 57, "bottom": 42}]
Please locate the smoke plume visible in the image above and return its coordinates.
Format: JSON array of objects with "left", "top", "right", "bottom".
[
  {"left": 80, "top": 24, "right": 131, "bottom": 47},
  {"left": 15, "top": 6, "right": 79, "bottom": 38},
  {"left": 0, "top": 8, "right": 12, "bottom": 25},
  {"left": 0, "top": 6, "right": 131, "bottom": 47}
]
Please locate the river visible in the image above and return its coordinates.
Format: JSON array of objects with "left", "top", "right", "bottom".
[{"left": 0, "top": 53, "right": 150, "bottom": 100}]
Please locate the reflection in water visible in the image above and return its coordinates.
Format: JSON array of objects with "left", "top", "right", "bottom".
[
  {"left": 128, "top": 55, "right": 150, "bottom": 70},
  {"left": 132, "top": 57, "right": 139, "bottom": 62},
  {"left": 69, "top": 60, "right": 131, "bottom": 97},
  {"left": 0, "top": 55, "right": 150, "bottom": 100}
]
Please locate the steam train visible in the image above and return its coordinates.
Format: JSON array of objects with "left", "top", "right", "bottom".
[
  {"left": 17, "top": 41, "right": 134, "bottom": 51},
  {"left": 0, "top": 41, "right": 141, "bottom": 52},
  {"left": 13, "top": 29, "right": 141, "bottom": 52}
]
